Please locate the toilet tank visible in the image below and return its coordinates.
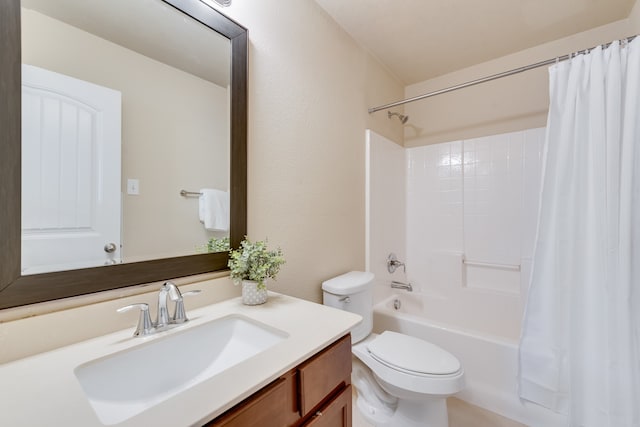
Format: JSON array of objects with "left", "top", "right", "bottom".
[{"left": 322, "top": 271, "right": 374, "bottom": 343}]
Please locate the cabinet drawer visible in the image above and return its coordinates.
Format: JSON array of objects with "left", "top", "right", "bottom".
[
  {"left": 298, "top": 334, "right": 351, "bottom": 416},
  {"left": 303, "top": 384, "right": 352, "bottom": 427},
  {"left": 206, "top": 376, "right": 288, "bottom": 427}
]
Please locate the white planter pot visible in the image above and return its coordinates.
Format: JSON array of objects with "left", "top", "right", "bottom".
[{"left": 241, "top": 280, "right": 268, "bottom": 305}]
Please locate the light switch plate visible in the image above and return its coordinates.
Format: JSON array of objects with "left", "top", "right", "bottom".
[{"left": 127, "top": 179, "right": 140, "bottom": 195}]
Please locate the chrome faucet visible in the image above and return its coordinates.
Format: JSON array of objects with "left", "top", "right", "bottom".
[
  {"left": 390, "top": 280, "right": 413, "bottom": 292},
  {"left": 156, "top": 281, "right": 178, "bottom": 328},
  {"left": 118, "top": 281, "right": 201, "bottom": 337},
  {"left": 156, "top": 281, "right": 201, "bottom": 328}
]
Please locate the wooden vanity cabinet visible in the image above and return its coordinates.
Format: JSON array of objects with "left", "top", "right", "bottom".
[
  {"left": 302, "top": 384, "right": 352, "bottom": 427},
  {"left": 205, "top": 334, "right": 352, "bottom": 427}
]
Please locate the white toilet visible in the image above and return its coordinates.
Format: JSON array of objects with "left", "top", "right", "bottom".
[{"left": 322, "top": 271, "right": 464, "bottom": 427}]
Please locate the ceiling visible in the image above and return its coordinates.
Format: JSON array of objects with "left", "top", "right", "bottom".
[
  {"left": 314, "top": 0, "right": 637, "bottom": 85},
  {"left": 22, "top": 0, "right": 231, "bottom": 87}
]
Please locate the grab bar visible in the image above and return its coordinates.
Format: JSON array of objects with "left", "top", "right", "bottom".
[{"left": 462, "top": 257, "right": 520, "bottom": 271}]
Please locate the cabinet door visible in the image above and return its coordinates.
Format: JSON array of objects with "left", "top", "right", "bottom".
[
  {"left": 303, "top": 385, "right": 352, "bottom": 427},
  {"left": 206, "top": 376, "right": 289, "bottom": 427},
  {"left": 298, "top": 334, "right": 351, "bottom": 416}
]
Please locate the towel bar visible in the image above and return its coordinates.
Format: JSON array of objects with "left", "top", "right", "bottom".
[{"left": 179, "top": 190, "right": 202, "bottom": 197}]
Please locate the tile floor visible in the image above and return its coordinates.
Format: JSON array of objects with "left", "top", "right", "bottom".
[{"left": 352, "top": 396, "right": 526, "bottom": 427}]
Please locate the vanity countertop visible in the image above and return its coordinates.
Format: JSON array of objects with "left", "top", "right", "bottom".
[{"left": 0, "top": 292, "right": 361, "bottom": 427}]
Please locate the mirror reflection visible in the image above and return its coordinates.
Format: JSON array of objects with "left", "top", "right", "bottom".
[{"left": 20, "top": 0, "right": 232, "bottom": 275}]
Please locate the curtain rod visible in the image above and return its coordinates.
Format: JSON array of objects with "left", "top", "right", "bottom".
[{"left": 368, "top": 35, "right": 638, "bottom": 114}]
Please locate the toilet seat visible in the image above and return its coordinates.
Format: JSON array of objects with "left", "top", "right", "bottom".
[
  {"left": 367, "top": 331, "right": 461, "bottom": 376},
  {"left": 353, "top": 333, "right": 464, "bottom": 398}
]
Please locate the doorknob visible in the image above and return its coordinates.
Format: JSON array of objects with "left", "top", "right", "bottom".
[{"left": 104, "top": 242, "right": 117, "bottom": 253}]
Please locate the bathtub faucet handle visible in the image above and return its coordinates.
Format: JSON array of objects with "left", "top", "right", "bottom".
[{"left": 387, "top": 253, "right": 406, "bottom": 274}]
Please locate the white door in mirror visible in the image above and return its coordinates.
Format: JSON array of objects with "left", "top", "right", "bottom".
[{"left": 21, "top": 65, "right": 122, "bottom": 274}]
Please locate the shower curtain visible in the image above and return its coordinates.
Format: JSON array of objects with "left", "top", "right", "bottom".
[{"left": 519, "top": 38, "right": 640, "bottom": 426}]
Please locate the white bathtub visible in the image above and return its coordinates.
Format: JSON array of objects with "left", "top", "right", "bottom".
[{"left": 372, "top": 294, "right": 566, "bottom": 427}]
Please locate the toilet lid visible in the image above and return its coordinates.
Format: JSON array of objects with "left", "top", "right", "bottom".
[{"left": 367, "top": 331, "right": 461, "bottom": 375}]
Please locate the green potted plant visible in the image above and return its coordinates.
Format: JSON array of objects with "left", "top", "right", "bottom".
[
  {"left": 196, "top": 236, "right": 231, "bottom": 253},
  {"left": 228, "top": 238, "right": 285, "bottom": 305}
]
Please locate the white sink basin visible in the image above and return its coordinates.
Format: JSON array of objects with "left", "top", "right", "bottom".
[{"left": 74, "top": 314, "right": 287, "bottom": 425}]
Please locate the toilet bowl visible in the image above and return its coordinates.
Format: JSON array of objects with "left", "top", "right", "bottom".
[{"left": 322, "top": 271, "right": 464, "bottom": 427}]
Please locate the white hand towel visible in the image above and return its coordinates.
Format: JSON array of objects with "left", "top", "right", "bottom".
[
  {"left": 199, "top": 195, "right": 206, "bottom": 223},
  {"left": 199, "top": 189, "right": 230, "bottom": 231}
]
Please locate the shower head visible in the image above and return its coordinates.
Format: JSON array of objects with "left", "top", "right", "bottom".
[{"left": 388, "top": 111, "right": 409, "bottom": 124}]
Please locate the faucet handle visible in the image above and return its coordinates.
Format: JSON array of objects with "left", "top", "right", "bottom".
[
  {"left": 181, "top": 290, "right": 202, "bottom": 298},
  {"left": 387, "top": 253, "right": 406, "bottom": 274},
  {"left": 117, "top": 303, "right": 154, "bottom": 337},
  {"left": 172, "top": 290, "right": 201, "bottom": 324}
]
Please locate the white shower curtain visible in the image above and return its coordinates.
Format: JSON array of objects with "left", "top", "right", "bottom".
[{"left": 519, "top": 38, "right": 640, "bottom": 426}]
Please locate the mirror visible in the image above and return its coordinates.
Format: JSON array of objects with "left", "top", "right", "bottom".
[
  {"left": 21, "top": 0, "right": 232, "bottom": 274},
  {"left": 0, "top": 0, "right": 247, "bottom": 309}
]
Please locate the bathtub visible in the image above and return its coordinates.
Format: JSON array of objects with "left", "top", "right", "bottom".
[{"left": 372, "top": 293, "right": 566, "bottom": 427}]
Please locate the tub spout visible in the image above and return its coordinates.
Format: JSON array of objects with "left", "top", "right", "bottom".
[{"left": 390, "top": 280, "right": 413, "bottom": 292}]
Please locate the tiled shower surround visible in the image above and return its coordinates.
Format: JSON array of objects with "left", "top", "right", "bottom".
[{"left": 368, "top": 127, "right": 545, "bottom": 340}]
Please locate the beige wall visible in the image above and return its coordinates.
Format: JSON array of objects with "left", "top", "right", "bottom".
[
  {"left": 630, "top": 0, "right": 640, "bottom": 29},
  {"left": 22, "top": 9, "right": 230, "bottom": 262},
  {"left": 404, "top": 15, "right": 640, "bottom": 147},
  {"left": 11, "top": 0, "right": 638, "bottom": 358},
  {"left": 22, "top": 0, "right": 405, "bottom": 299},
  {"left": 0, "top": 0, "right": 403, "bottom": 358},
  {"left": 221, "top": 0, "right": 405, "bottom": 302}
]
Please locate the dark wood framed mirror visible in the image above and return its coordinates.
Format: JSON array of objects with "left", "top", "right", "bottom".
[{"left": 0, "top": 0, "right": 247, "bottom": 310}]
